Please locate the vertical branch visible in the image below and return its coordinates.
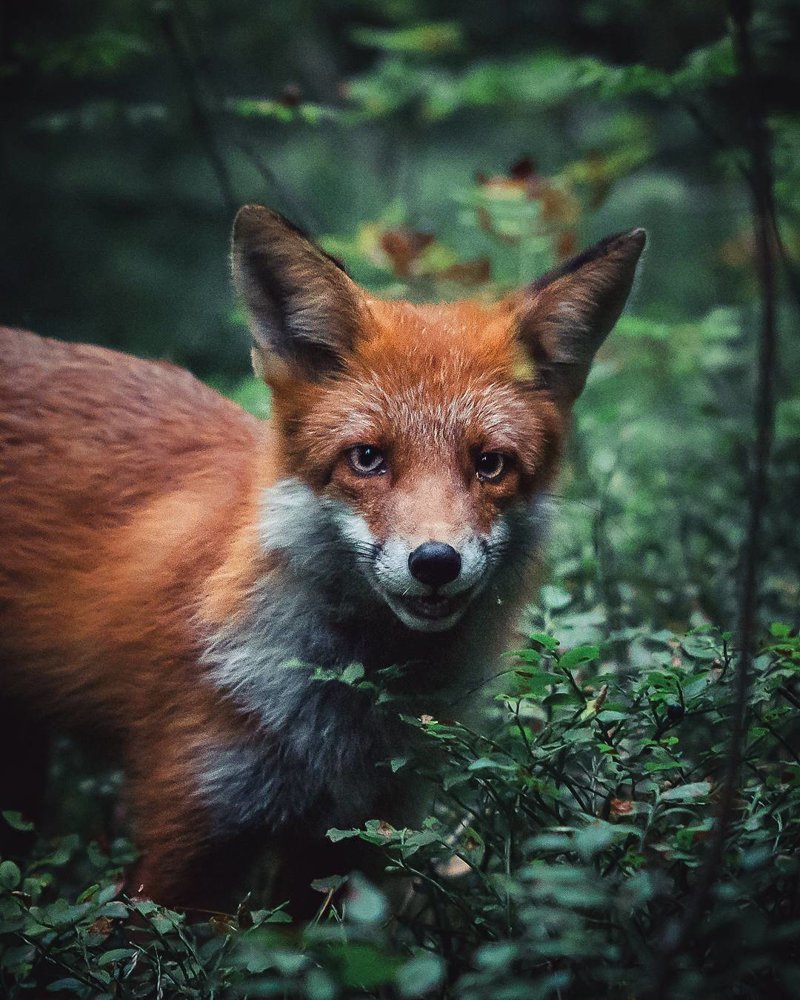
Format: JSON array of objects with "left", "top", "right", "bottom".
[
  {"left": 171, "top": 0, "right": 319, "bottom": 233},
  {"left": 728, "top": 7, "right": 778, "bottom": 642},
  {"left": 651, "top": 0, "right": 778, "bottom": 993},
  {"left": 157, "top": 3, "right": 236, "bottom": 215},
  {"left": 719, "top": 0, "right": 777, "bottom": 838}
]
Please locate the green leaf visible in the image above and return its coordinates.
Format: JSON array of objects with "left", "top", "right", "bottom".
[
  {"left": 345, "top": 874, "right": 388, "bottom": 924},
  {"left": 2, "top": 810, "right": 34, "bottom": 832},
  {"left": 574, "top": 822, "right": 639, "bottom": 860},
  {"left": 660, "top": 781, "right": 712, "bottom": 803},
  {"left": 672, "top": 37, "right": 735, "bottom": 93},
  {"left": 528, "top": 632, "right": 560, "bottom": 651},
  {"left": 474, "top": 942, "right": 518, "bottom": 969},
  {"left": 0, "top": 943, "right": 34, "bottom": 973},
  {"left": 327, "top": 942, "right": 398, "bottom": 989},
  {"left": 310, "top": 874, "right": 347, "bottom": 894},
  {"left": 559, "top": 644, "right": 601, "bottom": 669},
  {"left": 96, "top": 948, "right": 137, "bottom": 967},
  {"left": 468, "top": 757, "right": 517, "bottom": 773},
  {"left": 341, "top": 662, "right": 365, "bottom": 685},
  {"left": 326, "top": 827, "right": 360, "bottom": 843},
  {"left": 306, "top": 967, "right": 337, "bottom": 1000},
  {"left": 0, "top": 860, "right": 21, "bottom": 890},
  {"left": 541, "top": 584, "right": 572, "bottom": 611},
  {"left": 46, "top": 979, "right": 86, "bottom": 994},
  {"left": 350, "top": 22, "right": 462, "bottom": 55},
  {"left": 396, "top": 953, "right": 446, "bottom": 997}
]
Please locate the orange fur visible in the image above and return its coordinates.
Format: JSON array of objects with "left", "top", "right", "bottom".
[{"left": 0, "top": 210, "right": 644, "bottom": 911}]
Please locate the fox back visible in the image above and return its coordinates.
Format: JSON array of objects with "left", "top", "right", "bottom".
[{"left": 0, "top": 208, "right": 644, "bottom": 911}]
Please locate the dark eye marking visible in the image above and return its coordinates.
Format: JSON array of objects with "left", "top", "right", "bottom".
[
  {"left": 476, "top": 451, "right": 509, "bottom": 482},
  {"left": 347, "top": 445, "right": 387, "bottom": 476}
]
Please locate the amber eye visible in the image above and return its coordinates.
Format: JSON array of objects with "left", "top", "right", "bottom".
[
  {"left": 347, "top": 445, "right": 387, "bottom": 476},
  {"left": 476, "top": 451, "right": 507, "bottom": 482}
]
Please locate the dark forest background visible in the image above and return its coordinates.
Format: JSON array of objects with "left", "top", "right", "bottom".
[
  {"left": 1, "top": 2, "right": 799, "bottom": 997},
  {"left": 2, "top": 0, "right": 800, "bottom": 628}
]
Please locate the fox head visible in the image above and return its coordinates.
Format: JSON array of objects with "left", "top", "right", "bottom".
[{"left": 232, "top": 206, "right": 644, "bottom": 633}]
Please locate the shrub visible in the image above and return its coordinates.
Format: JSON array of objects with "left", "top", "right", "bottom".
[{"left": 2, "top": 620, "right": 798, "bottom": 998}]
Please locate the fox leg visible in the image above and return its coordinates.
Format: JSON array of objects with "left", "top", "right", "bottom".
[
  {"left": 124, "top": 744, "right": 390, "bottom": 917},
  {"left": 125, "top": 773, "right": 375, "bottom": 916},
  {"left": 124, "top": 750, "right": 262, "bottom": 913},
  {"left": 128, "top": 820, "right": 268, "bottom": 915}
]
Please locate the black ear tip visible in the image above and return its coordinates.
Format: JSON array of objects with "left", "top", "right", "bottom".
[
  {"left": 616, "top": 227, "right": 647, "bottom": 254},
  {"left": 232, "top": 204, "right": 271, "bottom": 241},
  {"left": 605, "top": 226, "right": 646, "bottom": 246},
  {"left": 602, "top": 227, "right": 646, "bottom": 264},
  {"left": 232, "top": 204, "right": 314, "bottom": 247},
  {"left": 236, "top": 203, "right": 268, "bottom": 216}
]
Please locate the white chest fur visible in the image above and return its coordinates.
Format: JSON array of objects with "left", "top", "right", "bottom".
[{"left": 197, "top": 479, "right": 549, "bottom": 838}]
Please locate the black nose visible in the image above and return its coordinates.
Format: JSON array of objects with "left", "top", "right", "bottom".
[{"left": 408, "top": 542, "right": 462, "bottom": 588}]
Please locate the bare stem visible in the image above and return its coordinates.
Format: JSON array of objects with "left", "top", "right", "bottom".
[
  {"left": 157, "top": 4, "right": 236, "bottom": 214},
  {"left": 650, "top": 2, "right": 779, "bottom": 994}
]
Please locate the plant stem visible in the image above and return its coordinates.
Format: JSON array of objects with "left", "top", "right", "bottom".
[
  {"left": 157, "top": 4, "right": 236, "bottom": 215},
  {"left": 650, "top": 2, "right": 779, "bottom": 994}
]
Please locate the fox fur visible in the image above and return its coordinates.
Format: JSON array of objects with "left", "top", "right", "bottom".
[{"left": 0, "top": 207, "right": 644, "bottom": 911}]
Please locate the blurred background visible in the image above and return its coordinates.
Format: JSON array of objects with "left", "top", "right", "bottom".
[{"left": 2, "top": 0, "right": 798, "bottom": 638}]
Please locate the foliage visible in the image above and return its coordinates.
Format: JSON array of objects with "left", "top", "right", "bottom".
[
  {"left": 2, "top": 622, "right": 799, "bottom": 997},
  {"left": 1, "top": 0, "right": 799, "bottom": 996}
]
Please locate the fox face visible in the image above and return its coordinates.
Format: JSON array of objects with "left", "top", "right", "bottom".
[
  {"left": 232, "top": 207, "right": 645, "bottom": 633},
  {"left": 263, "top": 304, "right": 561, "bottom": 632}
]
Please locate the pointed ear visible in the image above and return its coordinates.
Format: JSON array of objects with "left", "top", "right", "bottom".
[
  {"left": 514, "top": 228, "right": 646, "bottom": 405},
  {"left": 231, "top": 205, "right": 363, "bottom": 385}
]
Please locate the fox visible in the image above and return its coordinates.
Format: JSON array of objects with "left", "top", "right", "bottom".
[{"left": 0, "top": 206, "right": 645, "bottom": 913}]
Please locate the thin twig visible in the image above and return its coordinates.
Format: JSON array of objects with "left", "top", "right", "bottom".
[
  {"left": 171, "top": 0, "right": 319, "bottom": 232},
  {"left": 682, "top": 95, "right": 800, "bottom": 312},
  {"left": 650, "top": 2, "right": 779, "bottom": 994},
  {"left": 157, "top": 4, "right": 236, "bottom": 214}
]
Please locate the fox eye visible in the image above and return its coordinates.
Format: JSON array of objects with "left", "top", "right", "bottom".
[
  {"left": 476, "top": 451, "right": 507, "bottom": 482},
  {"left": 347, "top": 445, "right": 387, "bottom": 476}
]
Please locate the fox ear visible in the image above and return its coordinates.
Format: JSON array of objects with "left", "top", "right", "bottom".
[
  {"left": 515, "top": 228, "right": 646, "bottom": 405},
  {"left": 231, "top": 205, "right": 362, "bottom": 385}
]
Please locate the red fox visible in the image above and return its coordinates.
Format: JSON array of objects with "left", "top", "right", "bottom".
[{"left": 0, "top": 207, "right": 644, "bottom": 912}]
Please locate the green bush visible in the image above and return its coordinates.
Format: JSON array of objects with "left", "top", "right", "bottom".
[
  {"left": 2, "top": 620, "right": 798, "bottom": 998},
  {"left": 2, "top": 1, "right": 799, "bottom": 996}
]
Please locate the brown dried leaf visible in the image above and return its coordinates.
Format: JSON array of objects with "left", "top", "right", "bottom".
[
  {"left": 610, "top": 798, "right": 634, "bottom": 817},
  {"left": 436, "top": 257, "right": 491, "bottom": 285},
  {"left": 379, "top": 228, "right": 435, "bottom": 277}
]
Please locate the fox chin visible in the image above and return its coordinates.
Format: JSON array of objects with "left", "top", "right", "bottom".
[{"left": 0, "top": 205, "right": 645, "bottom": 913}]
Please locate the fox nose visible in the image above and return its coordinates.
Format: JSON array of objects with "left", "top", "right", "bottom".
[{"left": 408, "top": 542, "right": 462, "bottom": 588}]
